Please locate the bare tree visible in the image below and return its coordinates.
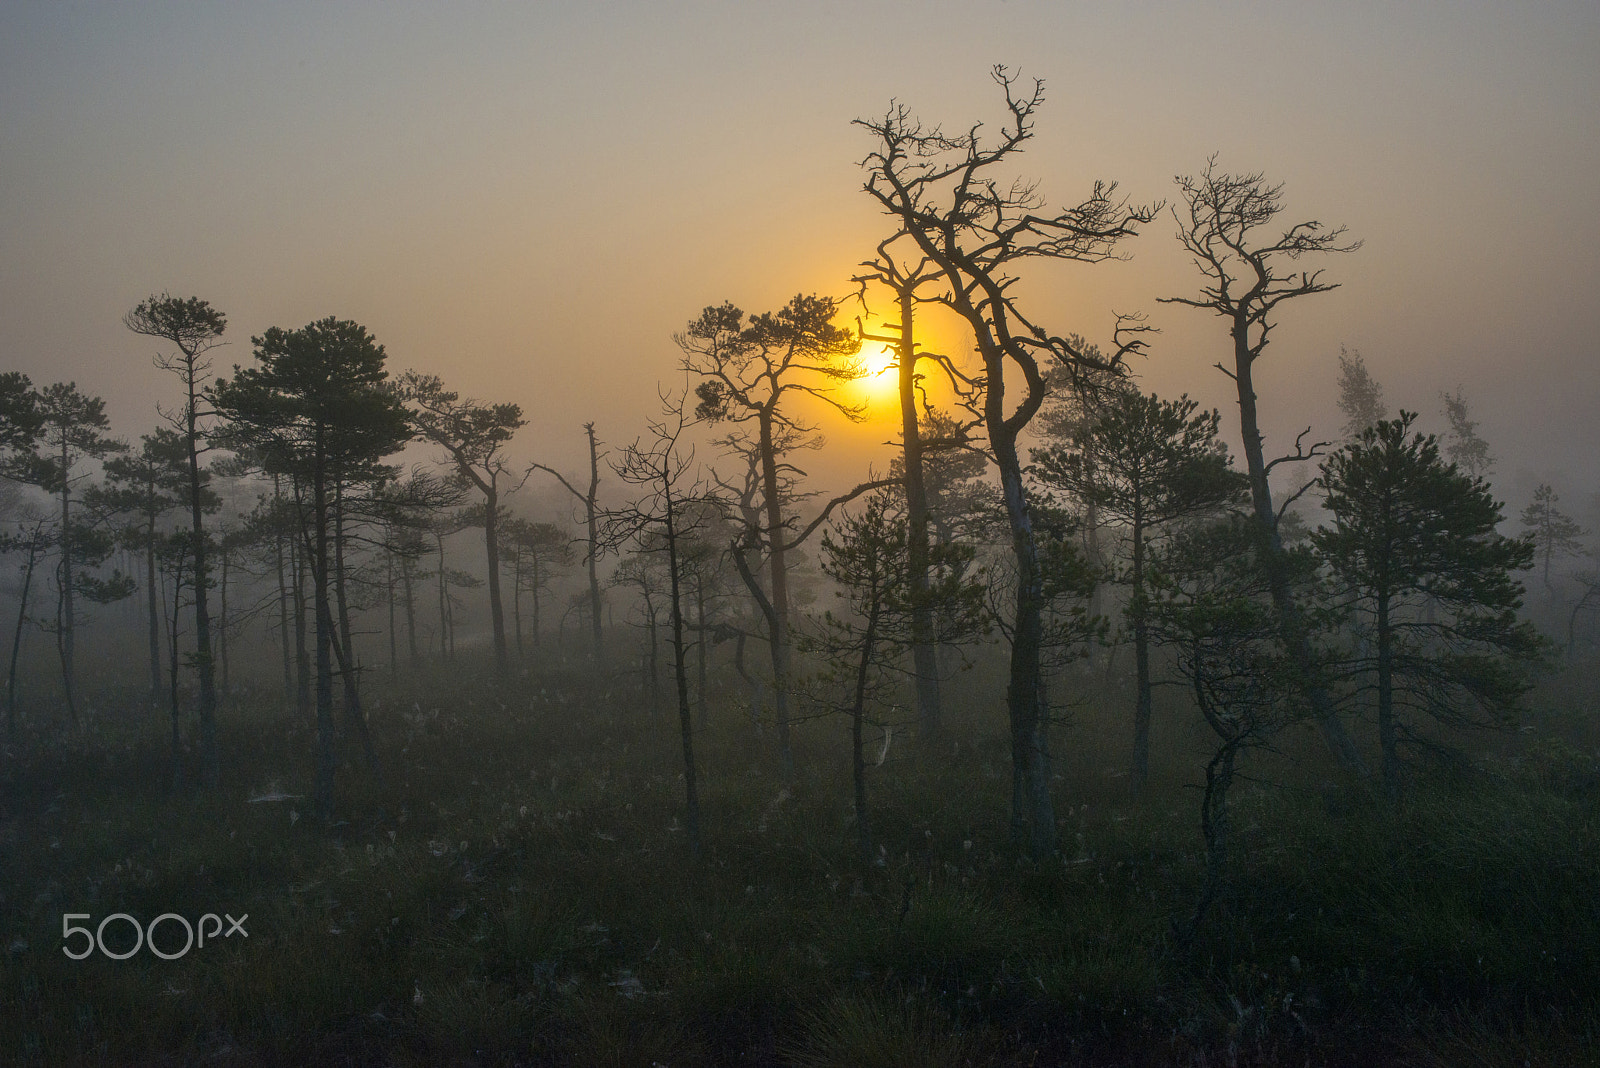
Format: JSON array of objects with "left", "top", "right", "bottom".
[
  {"left": 529, "top": 423, "right": 606, "bottom": 662},
  {"left": 1159, "top": 159, "right": 1367, "bottom": 775},
  {"left": 857, "top": 66, "right": 1154, "bottom": 857},
  {"left": 601, "top": 391, "right": 720, "bottom": 856}
]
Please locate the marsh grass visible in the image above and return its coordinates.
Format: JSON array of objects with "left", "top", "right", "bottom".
[{"left": 2, "top": 654, "right": 1597, "bottom": 1065}]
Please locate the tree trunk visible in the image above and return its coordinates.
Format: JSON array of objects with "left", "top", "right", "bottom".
[
  {"left": 893, "top": 287, "right": 943, "bottom": 738},
  {"left": 386, "top": 547, "right": 398, "bottom": 677},
  {"left": 436, "top": 533, "right": 450, "bottom": 661},
  {"left": 1376, "top": 591, "right": 1399, "bottom": 806},
  {"left": 694, "top": 574, "right": 708, "bottom": 728},
  {"left": 758, "top": 411, "right": 795, "bottom": 776},
  {"left": 53, "top": 436, "right": 80, "bottom": 725},
  {"left": 333, "top": 481, "right": 375, "bottom": 770},
  {"left": 482, "top": 484, "right": 507, "bottom": 675},
  {"left": 145, "top": 518, "right": 161, "bottom": 705},
  {"left": 511, "top": 548, "right": 523, "bottom": 656},
  {"left": 219, "top": 542, "right": 230, "bottom": 695},
  {"left": 274, "top": 475, "right": 293, "bottom": 711},
  {"left": 401, "top": 554, "right": 418, "bottom": 667},
  {"left": 312, "top": 438, "right": 336, "bottom": 820},
  {"left": 994, "top": 413, "right": 1056, "bottom": 859},
  {"left": 6, "top": 536, "right": 40, "bottom": 737},
  {"left": 168, "top": 549, "right": 185, "bottom": 794},
  {"left": 1131, "top": 505, "right": 1152, "bottom": 794},
  {"left": 585, "top": 423, "right": 604, "bottom": 661},
  {"left": 531, "top": 556, "right": 542, "bottom": 648},
  {"left": 665, "top": 496, "right": 701, "bottom": 856},
  {"left": 292, "top": 525, "right": 310, "bottom": 719},
  {"left": 184, "top": 365, "right": 219, "bottom": 788},
  {"left": 1230, "top": 316, "right": 1366, "bottom": 775},
  {"left": 851, "top": 601, "right": 881, "bottom": 868}
]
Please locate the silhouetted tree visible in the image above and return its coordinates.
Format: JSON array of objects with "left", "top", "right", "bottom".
[
  {"left": 212, "top": 318, "right": 411, "bottom": 818},
  {"left": 14, "top": 383, "right": 130, "bottom": 722},
  {"left": 500, "top": 517, "right": 573, "bottom": 653},
  {"left": 1315, "top": 413, "right": 1544, "bottom": 804},
  {"left": 853, "top": 255, "right": 977, "bottom": 737},
  {"left": 1520, "top": 483, "right": 1585, "bottom": 598},
  {"left": 0, "top": 372, "right": 42, "bottom": 460},
  {"left": 679, "top": 293, "right": 868, "bottom": 775},
  {"left": 601, "top": 393, "right": 719, "bottom": 856},
  {"left": 1146, "top": 515, "right": 1300, "bottom": 939},
  {"left": 95, "top": 429, "right": 193, "bottom": 704},
  {"left": 1032, "top": 391, "right": 1248, "bottom": 792},
  {"left": 529, "top": 423, "right": 606, "bottom": 662},
  {"left": 807, "top": 490, "right": 986, "bottom": 866},
  {"left": 2, "top": 513, "right": 52, "bottom": 736},
  {"left": 858, "top": 67, "right": 1154, "bottom": 856},
  {"left": 1335, "top": 346, "right": 1387, "bottom": 442},
  {"left": 397, "top": 372, "right": 527, "bottom": 675},
  {"left": 1440, "top": 386, "right": 1493, "bottom": 478},
  {"left": 126, "top": 293, "right": 229, "bottom": 785},
  {"left": 1160, "top": 159, "right": 1367, "bottom": 776}
]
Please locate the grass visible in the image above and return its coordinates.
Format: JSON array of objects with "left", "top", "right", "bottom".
[{"left": 2, "top": 652, "right": 1598, "bottom": 1065}]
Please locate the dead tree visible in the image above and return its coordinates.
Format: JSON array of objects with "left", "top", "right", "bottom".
[
  {"left": 1159, "top": 159, "right": 1367, "bottom": 775},
  {"left": 528, "top": 423, "right": 606, "bottom": 662},
  {"left": 857, "top": 66, "right": 1155, "bottom": 857}
]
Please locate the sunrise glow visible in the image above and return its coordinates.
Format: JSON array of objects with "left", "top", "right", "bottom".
[{"left": 850, "top": 340, "right": 901, "bottom": 411}]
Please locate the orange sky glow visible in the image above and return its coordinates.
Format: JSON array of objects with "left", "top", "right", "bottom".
[{"left": 2, "top": 1, "right": 1596, "bottom": 524}]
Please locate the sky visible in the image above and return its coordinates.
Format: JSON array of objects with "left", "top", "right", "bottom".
[{"left": 3, "top": 0, "right": 1597, "bottom": 527}]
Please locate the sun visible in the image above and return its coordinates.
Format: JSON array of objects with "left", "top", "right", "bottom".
[{"left": 851, "top": 340, "right": 901, "bottom": 409}]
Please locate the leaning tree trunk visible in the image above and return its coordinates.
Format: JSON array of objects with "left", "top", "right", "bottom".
[
  {"left": 1230, "top": 315, "right": 1365, "bottom": 775},
  {"left": 993, "top": 411, "right": 1057, "bottom": 860}
]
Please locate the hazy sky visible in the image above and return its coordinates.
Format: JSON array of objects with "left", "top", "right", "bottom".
[{"left": 4, "top": 1, "right": 1597, "bottom": 521}]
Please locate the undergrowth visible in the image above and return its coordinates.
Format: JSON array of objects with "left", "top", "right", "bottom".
[{"left": 2, "top": 655, "right": 1597, "bottom": 1065}]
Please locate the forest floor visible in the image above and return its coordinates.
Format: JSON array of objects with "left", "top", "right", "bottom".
[{"left": 2, "top": 654, "right": 1598, "bottom": 1066}]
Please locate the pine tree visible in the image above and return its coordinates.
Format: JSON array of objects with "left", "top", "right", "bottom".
[
  {"left": 1520, "top": 483, "right": 1586, "bottom": 596},
  {"left": 1315, "top": 412, "right": 1544, "bottom": 804},
  {"left": 1335, "top": 346, "right": 1387, "bottom": 441},
  {"left": 1032, "top": 390, "right": 1248, "bottom": 792},
  {"left": 1440, "top": 387, "right": 1493, "bottom": 478}
]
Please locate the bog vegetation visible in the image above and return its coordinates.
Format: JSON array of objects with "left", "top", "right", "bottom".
[{"left": 3, "top": 68, "right": 1597, "bottom": 1066}]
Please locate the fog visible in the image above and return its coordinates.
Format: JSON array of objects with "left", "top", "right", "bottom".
[
  {"left": 3, "top": 2, "right": 1597, "bottom": 515},
  {"left": 4, "top": 4, "right": 1600, "bottom": 1063}
]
